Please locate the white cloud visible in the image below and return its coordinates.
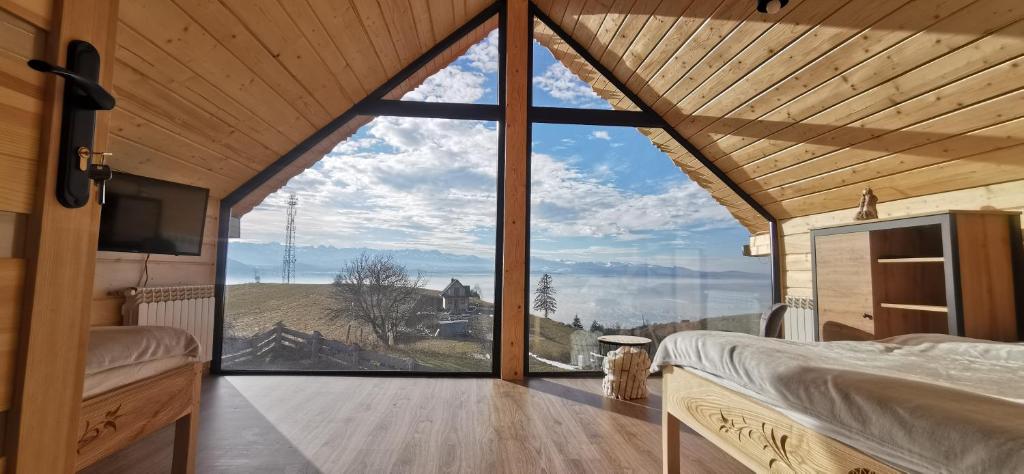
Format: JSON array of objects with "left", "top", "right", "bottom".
[
  {"left": 240, "top": 58, "right": 735, "bottom": 260},
  {"left": 590, "top": 130, "right": 611, "bottom": 140},
  {"left": 401, "top": 65, "right": 485, "bottom": 103},
  {"left": 529, "top": 153, "right": 734, "bottom": 241},
  {"left": 464, "top": 29, "right": 499, "bottom": 73},
  {"left": 533, "top": 62, "right": 607, "bottom": 106}
]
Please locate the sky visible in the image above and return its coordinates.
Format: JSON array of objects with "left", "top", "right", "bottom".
[{"left": 235, "top": 30, "right": 769, "bottom": 274}]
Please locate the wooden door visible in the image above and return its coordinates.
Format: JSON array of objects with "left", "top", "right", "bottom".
[{"left": 815, "top": 232, "right": 875, "bottom": 341}]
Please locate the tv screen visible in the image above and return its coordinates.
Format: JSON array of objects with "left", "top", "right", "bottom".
[{"left": 98, "top": 172, "right": 209, "bottom": 256}]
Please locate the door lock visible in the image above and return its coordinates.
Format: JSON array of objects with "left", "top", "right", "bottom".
[{"left": 78, "top": 147, "right": 114, "bottom": 204}]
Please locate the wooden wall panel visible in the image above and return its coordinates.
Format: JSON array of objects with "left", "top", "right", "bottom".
[
  {"left": 0, "top": 7, "right": 45, "bottom": 216},
  {"left": 0, "top": 4, "right": 44, "bottom": 471},
  {"left": 0, "top": 258, "right": 25, "bottom": 412},
  {"left": 0, "top": 0, "right": 49, "bottom": 30},
  {"left": 764, "top": 179, "right": 1024, "bottom": 340},
  {"left": 8, "top": 0, "right": 119, "bottom": 470}
]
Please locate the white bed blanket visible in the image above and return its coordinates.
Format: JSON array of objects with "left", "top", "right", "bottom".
[{"left": 651, "top": 331, "right": 1024, "bottom": 473}]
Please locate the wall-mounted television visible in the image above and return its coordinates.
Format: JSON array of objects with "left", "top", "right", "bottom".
[{"left": 98, "top": 172, "right": 209, "bottom": 256}]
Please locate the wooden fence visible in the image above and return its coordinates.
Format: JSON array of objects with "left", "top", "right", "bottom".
[{"left": 222, "top": 322, "right": 422, "bottom": 371}]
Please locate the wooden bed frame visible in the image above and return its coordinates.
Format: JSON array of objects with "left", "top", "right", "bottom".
[
  {"left": 74, "top": 362, "right": 203, "bottom": 473},
  {"left": 661, "top": 366, "right": 900, "bottom": 474}
]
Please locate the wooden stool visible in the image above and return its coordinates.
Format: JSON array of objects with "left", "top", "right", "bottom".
[{"left": 598, "top": 335, "right": 652, "bottom": 400}]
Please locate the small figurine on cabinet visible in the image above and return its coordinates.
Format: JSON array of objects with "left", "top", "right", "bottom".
[{"left": 854, "top": 188, "right": 878, "bottom": 221}]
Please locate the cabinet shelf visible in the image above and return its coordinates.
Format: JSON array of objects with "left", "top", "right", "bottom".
[
  {"left": 876, "top": 257, "right": 944, "bottom": 263},
  {"left": 879, "top": 303, "right": 948, "bottom": 313}
]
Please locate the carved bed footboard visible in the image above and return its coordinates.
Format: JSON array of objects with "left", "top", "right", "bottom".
[
  {"left": 76, "top": 362, "right": 202, "bottom": 473},
  {"left": 661, "top": 366, "right": 899, "bottom": 474}
]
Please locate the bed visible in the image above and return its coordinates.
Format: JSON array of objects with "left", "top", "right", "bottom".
[
  {"left": 652, "top": 331, "right": 1024, "bottom": 473},
  {"left": 75, "top": 326, "right": 203, "bottom": 472}
]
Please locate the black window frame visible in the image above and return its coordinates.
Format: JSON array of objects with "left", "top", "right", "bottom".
[
  {"left": 210, "top": 0, "right": 782, "bottom": 379},
  {"left": 212, "top": 4, "right": 508, "bottom": 378},
  {"left": 522, "top": 5, "right": 780, "bottom": 377}
]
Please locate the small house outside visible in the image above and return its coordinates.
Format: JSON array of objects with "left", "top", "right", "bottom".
[{"left": 441, "top": 279, "right": 472, "bottom": 314}]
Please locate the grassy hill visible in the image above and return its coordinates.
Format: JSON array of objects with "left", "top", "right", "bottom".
[
  {"left": 225, "top": 283, "right": 760, "bottom": 372},
  {"left": 226, "top": 283, "right": 511, "bottom": 372}
]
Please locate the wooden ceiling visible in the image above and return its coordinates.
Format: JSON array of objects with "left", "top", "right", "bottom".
[
  {"left": 108, "top": 0, "right": 1024, "bottom": 235},
  {"left": 535, "top": 0, "right": 1024, "bottom": 232},
  {"left": 107, "top": 0, "right": 493, "bottom": 209}
]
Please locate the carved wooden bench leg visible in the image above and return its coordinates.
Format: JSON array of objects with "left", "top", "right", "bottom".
[{"left": 663, "top": 403, "right": 681, "bottom": 474}]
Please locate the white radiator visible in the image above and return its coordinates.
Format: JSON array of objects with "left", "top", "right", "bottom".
[
  {"left": 784, "top": 296, "right": 816, "bottom": 342},
  {"left": 122, "top": 285, "right": 215, "bottom": 362}
]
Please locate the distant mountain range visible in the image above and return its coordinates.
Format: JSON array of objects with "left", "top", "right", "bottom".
[{"left": 227, "top": 242, "right": 766, "bottom": 282}]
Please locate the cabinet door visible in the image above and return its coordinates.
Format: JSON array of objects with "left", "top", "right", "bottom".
[{"left": 815, "top": 233, "right": 875, "bottom": 341}]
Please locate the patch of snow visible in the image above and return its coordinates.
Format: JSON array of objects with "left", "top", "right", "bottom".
[{"left": 529, "top": 352, "right": 577, "bottom": 371}]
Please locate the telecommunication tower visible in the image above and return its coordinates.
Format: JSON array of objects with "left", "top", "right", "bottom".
[{"left": 282, "top": 193, "right": 298, "bottom": 283}]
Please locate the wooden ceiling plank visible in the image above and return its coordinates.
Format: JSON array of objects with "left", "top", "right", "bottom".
[
  {"left": 587, "top": 0, "right": 636, "bottom": 61},
  {"left": 731, "top": 54, "right": 1024, "bottom": 185},
  {"left": 112, "top": 87, "right": 270, "bottom": 171},
  {"left": 352, "top": 0, "right": 404, "bottom": 77},
  {"left": 120, "top": 0, "right": 317, "bottom": 141},
  {"left": 768, "top": 142, "right": 1024, "bottom": 219},
  {"left": 607, "top": 0, "right": 687, "bottom": 83},
  {"left": 110, "top": 107, "right": 257, "bottom": 181},
  {"left": 637, "top": 0, "right": 758, "bottom": 109},
  {"left": 658, "top": 0, "right": 851, "bottom": 129},
  {"left": 698, "top": 0, "right": 990, "bottom": 158},
  {"left": 597, "top": 0, "right": 659, "bottom": 67},
  {"left": 745, "top": 84, "right": 1024, "bottom": 193},
  {"left": 621, "top": 0, "right": 722, "bottom": 105},
  {"left": 112, "top": 62, "right": 274, "bottom": 166},
  {"left": 452, "top": 0, "right": 466, "bottom": 28},
  {"left": 376, "top": 0, "right": 423, "bottom": 67},
  {"left": 408, "top": 0, "right": 437, "bottom": 51},
  {"left": 220, "top": 0, "right": 355, "bottom": 116},
  {"left": 107, "top": 135, "right": 234, "bottom": 199},
  {"left": 719, "top": 15, "right": 1024, "bottom": 174},
  {"left": 757, "top": 115, "right": 1024, "bottom": 205},
  {"left": 572, "top": 0, "right": 612, "bottom": 56},
  {"left": 283, "top": 0, "right": 368, "bottom": 103},
  {"left": 113, "top": 32, "right": 295, "bottom": 157},
  {"left": 306, "top": 0, "right": 388, "bottom": 94},
  {"left": 552, "top": 0, "right": 586, "bottom": 76},
  {"left": 428, "top": 0, "right": 456, "bottom": 46},
  {"left": 648, "top": 0, "right": 811, "bottom": 117},
  {"left": 672, "top": 0, "right": 908, "bottom": 138},
  {"left": 747, "top": 87, "right": 1024, "bottom": 196}
]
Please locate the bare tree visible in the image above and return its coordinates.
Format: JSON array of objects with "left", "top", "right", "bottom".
[{"left": 332, "top": 253, "right": 424, "bottom": 347}]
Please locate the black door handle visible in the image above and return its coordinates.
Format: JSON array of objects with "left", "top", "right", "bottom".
[
  {"left": 28, "top": 59, "right": 115, "bottom": 110},
  {"left": 863, "top": 313, "right": 873, "bottom": 320}
]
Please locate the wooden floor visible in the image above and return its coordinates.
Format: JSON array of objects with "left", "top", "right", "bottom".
[{"left": 83, "top": 376, "right": 748, "bottom": 473}]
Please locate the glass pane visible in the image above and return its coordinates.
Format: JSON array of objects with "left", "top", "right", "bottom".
[
  {"left": 528, "top": 124, "right": 771, "bottom": 373},
  {"left": 395, "top": 25, "right": 499, "bottom": 105},
  {"left": 531, "top": 19, "right": 639, "bottom": 111},
  {"left": 223, "top": 115, "right": 499, "bottom": 373}
]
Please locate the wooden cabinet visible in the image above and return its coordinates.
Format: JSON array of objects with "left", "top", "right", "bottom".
[{"left": 811, "top": 211, "right": 1022, "bottom": 342}]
